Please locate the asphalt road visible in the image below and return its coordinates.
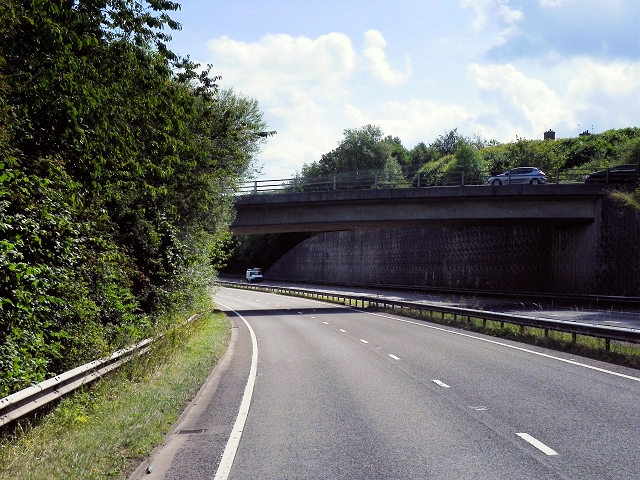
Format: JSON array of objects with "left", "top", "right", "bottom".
[{"left": 134, "top": 286, "right": 640, "bottom": 479}]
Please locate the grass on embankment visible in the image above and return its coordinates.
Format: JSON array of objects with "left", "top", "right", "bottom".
[{"left": 0, "top": 308, "right": 230, "bottom": 480}]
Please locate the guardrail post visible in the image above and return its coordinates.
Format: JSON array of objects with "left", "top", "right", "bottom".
[
  {"left": 417, "top": 172, "right": 421, "bottom": 188},
  {"left": 333, "top": 175, "right": 337, "bottom": 190},
  {"left": 555, "top": 169, "right": 559, "bottom": 184},
  {"left": 374, "top": 174, "right": 378, "bottom": 189},
  {"left": 605, "top": 338, "right": 611, "bottom": 352},
  {"left": 253, "top": 180, "right": 258, "bottom": 194},
  {"left": 461, "top": 171, "right": 465, "bottom": 186},
  {"left": 572, "top": 332, "right": 577, "bottom": 344}
]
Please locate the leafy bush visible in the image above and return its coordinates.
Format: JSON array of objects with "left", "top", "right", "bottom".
[{"left": 0, "top": 1, "right": 271, "bottom": 396}]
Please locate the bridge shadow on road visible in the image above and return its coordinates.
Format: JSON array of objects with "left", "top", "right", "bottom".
[{"left": 218, "top": 307, "right": 360, "bottom": 318}]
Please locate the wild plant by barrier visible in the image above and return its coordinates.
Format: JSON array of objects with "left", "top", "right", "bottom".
[{"left": 0, "top": 315, "right": 199, "bottom": 426}]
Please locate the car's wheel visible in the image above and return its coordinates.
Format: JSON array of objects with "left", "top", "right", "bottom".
[
  {"left": 530, "top": 178, "right": 540, "bottom": 184},
  {"left": 491, "top": 180, "right": 502, "bottom": 185}
]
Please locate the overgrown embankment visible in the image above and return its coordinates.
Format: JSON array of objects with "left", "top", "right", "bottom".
[{"left": 0, "top": 1, "right": 271, "bottom": 397}]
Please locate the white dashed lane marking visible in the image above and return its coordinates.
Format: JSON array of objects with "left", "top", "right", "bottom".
[
  {"left": 468, "top": 406, "right": 488, "bottom": 411},
  {"left": 360, "top": 339, "right": 369, "bottom": 344},
  {"left": 339, "top": 329, "right": 347, "bottom": 333},
  {"left": 388, "top": 354, "right": 400, "bottom": 360},
  {"left": 432, "top": 380, "right": 450, "bottom": 388},
  {"left": 516, "top": 433, "right": 558, "bottom": 456}
]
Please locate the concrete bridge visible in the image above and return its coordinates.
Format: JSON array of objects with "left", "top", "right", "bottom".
[{"left": 230, "top": 184, "right": 607, "bottom": 234}]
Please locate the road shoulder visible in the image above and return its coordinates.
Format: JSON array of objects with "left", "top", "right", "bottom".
[{"left": 129, "top": 311, "right": 253, "bottom": 479}]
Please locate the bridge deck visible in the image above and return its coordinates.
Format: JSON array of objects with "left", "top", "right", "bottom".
[{"left": 230, "top": 184, "right": 606, "bottom": 234}]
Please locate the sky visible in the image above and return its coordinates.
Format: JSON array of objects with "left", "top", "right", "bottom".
[{"left": 165, "top": 0, "right": 640, "bottom": 180}]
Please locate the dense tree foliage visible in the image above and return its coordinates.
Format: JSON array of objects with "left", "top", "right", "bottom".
[
  {"left": 300, "top": 125, "right": 404, "bottom": 179},
  {"left": 297, "top": 126, "right": 640, "bottom": 185},
  {"left": 0, "top": 0, "right": 271, "bottom": 396}
]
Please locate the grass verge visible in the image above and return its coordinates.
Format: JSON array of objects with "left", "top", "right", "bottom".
[{"left": 0, "top": 308, "right": 230, "bottom": 480}]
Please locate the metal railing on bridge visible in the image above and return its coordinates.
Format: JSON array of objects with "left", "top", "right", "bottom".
[{"left": 239, "top": 168, "right": 602, "bottom": 195}]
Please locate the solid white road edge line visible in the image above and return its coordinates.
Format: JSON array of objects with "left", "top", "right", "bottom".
[
  {"left": 516, "top": 433, "right": 558, "bottom": 456},
  {"left": 214, "top": 302, "right": 259, "bottom": 480},
  {"left": 364, "top": 311, "right": 640, "bottom": 383}
]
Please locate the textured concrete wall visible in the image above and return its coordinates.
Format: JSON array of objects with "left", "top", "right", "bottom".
[{"left": 266, "top": 196, "right": 640, "bottom": 296}]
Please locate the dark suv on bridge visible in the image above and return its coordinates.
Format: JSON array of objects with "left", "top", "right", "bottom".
[{"left": 584, "top": 164, "right": 640, "bottom": 184}]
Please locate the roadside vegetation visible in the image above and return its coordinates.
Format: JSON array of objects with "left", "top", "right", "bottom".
[
  {"left": 0, "top": 1, "right": 271, "bottom": 397},
  {"left": 611, "top": 183, "right": 640, "bottom": 212},
  {"left": 0, "top": 306, "right": 230, "bottom": 480}
]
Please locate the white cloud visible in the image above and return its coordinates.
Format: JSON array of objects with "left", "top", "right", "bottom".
[
  {"left": 206, "top": 33, "right": 356, "bottom": 103},
  {"left": 362, "top": 30, "right": 411, "bottom": 85},
  {"left": 469, "top": 62, "right": 575, "bottom": 132},
  {"left": 565, "top": 58, "right": 640, "bottom": 98},
  {"left": 563, "top": 58, "right": 640, "bottom": 127},
  {"left": 204, "top": 33, "right": 360, "bottom": 178},
  {"left": 539, "top": 0, "right": 576, "bottom": 6},
  {"left": 461, "top": 0, "right": 522, "bottom": 28},
  {"left": 204, "top": 31, "right": 418, "bottom": 178},
  {"left": 498, "top": 4, "right": 523, "bottom": 24},
  {"left": 381, "top": 100, "right": 472, "bottom": 140},
  {"left": 461, "top": 0, "right": 523, "bottom": 45},
  {"left": 468, "top": 58, "right": 640, "bottom": 137}
]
